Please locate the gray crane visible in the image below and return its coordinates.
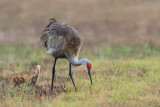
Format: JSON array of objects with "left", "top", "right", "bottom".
[{"left": 40, "top": 18, "right": 92, "bottom": 91}]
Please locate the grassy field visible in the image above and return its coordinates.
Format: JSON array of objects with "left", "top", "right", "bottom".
[
  {"left": 0, "top": 0, "right": 160, "bottom": 106},
  {"left": 0, "top": 45, "right": 160, "bottom": 107}
]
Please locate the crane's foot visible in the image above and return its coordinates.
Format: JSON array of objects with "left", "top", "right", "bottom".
[{"left": 51, "top": 86, "right": 53, "bottom": 91}]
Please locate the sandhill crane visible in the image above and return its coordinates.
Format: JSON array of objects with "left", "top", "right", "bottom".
[
  {"left": 12, "top": 74, "right": 30, "bottom": 88},
  {"left": 40, "top": 18, "right": 92, "bottom": 91},
  {"left": 30, "top": 65, "right": 41, "bottom": 85}
]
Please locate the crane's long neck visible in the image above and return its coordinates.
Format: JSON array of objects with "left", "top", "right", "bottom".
[
  {"left": 35, "top": 69, "right": 40, "bottom": 76},
  {"left": 68, "top": 57, "right": 83, "bottom": 66}
]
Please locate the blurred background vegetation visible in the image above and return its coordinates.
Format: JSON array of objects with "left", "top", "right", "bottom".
[{"left": 0, "top": 0, "right": 160, "bottom": 48}]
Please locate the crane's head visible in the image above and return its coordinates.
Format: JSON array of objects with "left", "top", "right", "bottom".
[
  {"left": 81, "top": 58, "right": 92, "bottom": 84},
  {"left": 36, "top": 65, "right": 41, "bottom": 73},
  {"left": 23, "top": 74, "right": 30, "bottom": 80}
]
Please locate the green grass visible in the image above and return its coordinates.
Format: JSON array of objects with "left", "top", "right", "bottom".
[{"left": 0, "top": 45, "right": 160, "bottom": 106}]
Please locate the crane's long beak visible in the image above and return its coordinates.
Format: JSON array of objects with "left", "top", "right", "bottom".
[{"left": 88, "top": 70, "right": 92, "bottom": 84}]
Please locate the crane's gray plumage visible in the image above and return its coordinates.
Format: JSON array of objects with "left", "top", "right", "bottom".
[
  {"left": 40, "top": 18, "right": 82, "bottom": 59},
  {"left": 40, "top": 18, "right": 92, "bottom": 91}
]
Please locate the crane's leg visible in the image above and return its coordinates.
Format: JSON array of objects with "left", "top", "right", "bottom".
[
  {"left": 13, "top": 84, "right": 17, "bottom": 89},
  {"left": 69, "top": 63, "right": 77, "bottom": 91},
  {"left": 51, "top": 58, "right": 57, "bottom": 91}
]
